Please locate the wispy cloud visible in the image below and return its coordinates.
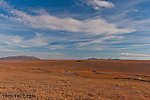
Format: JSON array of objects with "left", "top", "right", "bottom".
[
  {"left": 48, "top": 45, "right": 66, "bottom": 50},
  {"left": 0, "top": 0, "right": 11, "bottom": 9},
  {"left": 0, "top": 33, "right": 50, "bottom": 48},
  {"left": 86, "top": 0, "right": 115, "bottom": 9},
  {"left": 120, "top": 53, "right": 150, "bottom": 57},
  {"left": 118, "top": 57, "right": 150, "bottom": 60},
  {"left": 8, "top": 10, "right": 134, "bottom": 36},
  {"left": 0, "top": 0, "right": 134, "bottom": 36},
  {"left": 75, "top": 35, "right": 123, "bottom": 47},
  {"left": 76, "top": 45, "right": 105, "bottom": 51}
]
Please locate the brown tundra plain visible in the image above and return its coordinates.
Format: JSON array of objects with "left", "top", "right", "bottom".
[{"left": 0, "top": 60, "right": 150, "bottom": 100}]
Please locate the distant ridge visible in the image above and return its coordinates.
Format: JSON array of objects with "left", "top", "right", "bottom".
[
  {"left": 87, "top": 58, "right": 99, "bottom": 60},
  {"left": 87, "top": 58, "right": 121, "bottom": 60},
  {"left": 0, "top": 56, "right": 40, "bottom": 60}
]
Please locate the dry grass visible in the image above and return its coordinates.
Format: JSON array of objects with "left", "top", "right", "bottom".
[{"left": 0, "top": 60, "right": 150, "bottom": 99}]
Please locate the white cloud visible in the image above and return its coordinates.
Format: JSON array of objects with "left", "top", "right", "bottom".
[
  {"left": 7, "top": 10, "right": 135, "bottom": 36},
  {"left": 77, "top": 45, "right": 105, "bottom": 51},
  {"left": 0, "top": 0, "right": 9, "bottom": 8},
  {"left": 0, "top": 33, "right": 50, "bottom": 48},
  {"left": 120, "top": 53, "right": 150, "bottom": 57},
  {"left": 74, "top": 35, "right": 125, "bottom": 51},
  {"left": 28, "top": 33, "right": 50, "bottom": 47},
  {"left": 0, "top": 0, "right": 134, "bottom": 36},
  {"left": 0, "top": 46, "right": 17, "bottom": 52},
  {"left": 118, "top": 57, "right": 150, "bottom": 60},
  {"left": 75, "top": 35, "right": 123, "bottom": 47},
  {"left": 129, "top": 44, "right": 150, "bottom": 47},
  {"left": 95, "top": 7, "right": 99, "bottom": 10},
  {"left": 94, "top": 0, "right": 115, "bottom": 8},
  {"left": 0, "top": 0, "right": 144, "bottom": 54},
  {"left": 48, "top": 45, "right": 66, "bottom": 50},
  {"left": 0, "top": 14, "right": 8, "bottom": 19},
  {"left": 86, "top": 0, "right": 115, "bottom": 9},
  {"left": 0, "top": 0, "right": 135, "bottom": 38}
]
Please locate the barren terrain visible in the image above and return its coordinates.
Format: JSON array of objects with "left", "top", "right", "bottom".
[{"left": 0, "top": 60, "right": 150, "bottom": 100}]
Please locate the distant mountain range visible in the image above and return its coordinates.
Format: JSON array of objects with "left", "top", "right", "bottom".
[
  {"left": 0, "top": 56, "right": 40, "bottom": 60},
  {"left": 87, "top": 58, "right": 121, "bottom": 60}
]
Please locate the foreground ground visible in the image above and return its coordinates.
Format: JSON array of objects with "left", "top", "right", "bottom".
[{"left": 0, "top": 60, "right": 150, "bottom": 100}]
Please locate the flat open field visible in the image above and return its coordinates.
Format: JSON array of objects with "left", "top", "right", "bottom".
[{"left": 0, "top": 60, "right": 150, "bottom": 100}]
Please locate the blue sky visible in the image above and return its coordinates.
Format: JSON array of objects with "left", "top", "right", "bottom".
[{"left": 0, "top": 0, "right": 150, "bottom": 59}]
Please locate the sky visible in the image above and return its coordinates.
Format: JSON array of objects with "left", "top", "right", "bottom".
[{"left": 0, "top": 0, "right": 150, "bottom": 59}]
